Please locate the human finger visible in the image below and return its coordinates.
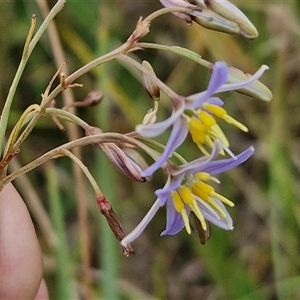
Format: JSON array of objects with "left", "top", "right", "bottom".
[{"left": 0, "top": 182, "right": 43, "bottom": 299}]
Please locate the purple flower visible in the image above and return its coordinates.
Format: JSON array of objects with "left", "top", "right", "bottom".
[
  {"left": 121, "top": 142, "right": 254, "bottom": 247},
  {"left": 86, "top": 126, "right": 147, "bottom": 182},
  {"left": 137, "top": 62, "right": 268, "bottom": 177}
]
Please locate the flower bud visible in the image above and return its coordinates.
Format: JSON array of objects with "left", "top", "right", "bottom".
[
  {"left": 85, "top": 126, "right": 147, "bottom": 182},
  {"left": 206, "top": 0, "right": 258, "bottom": 39},
  {"left": 142, "top": 108, "right": 157, "bottom": 125},
  {"left": 83, "top": 90, "right": 104, "bottom": 106},
  {"left": 228, "top": 66, "right": 273, "bottom": 102},
  {"left": 122, "top": 147, "right": 149, "bottom": 174},
  {"left": 191, "top": 8, "right": 240, "bottom": 35},
  {"left": 101, "top": 143, "right": 147, "bottom": 183},
  {"left": 142, "top": 61, "right": 160, "bottom": 101}
]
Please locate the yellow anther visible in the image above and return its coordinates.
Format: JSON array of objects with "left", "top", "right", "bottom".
[
  {"left": 196, "top": 181, "right": 214, "bottom": 195},
  {"left": 204, "top": 103, "right": 248, "bottom": 132},
  {"left": 172, "top": 191, "right": 184, "bottom": 213},
  {"left": 179, "top": 186, "right": 207, "bottom": 231},
  {"left": 189, "top": 111, "right": 234, "bottom": 157},
  {"left": 195, "top": 172, "right": 211, "bottom": 181},
  {"left": 179, "top": 186, "right": 194, "bottom": 205},
  {"left": 172, "top": 190, "right": 192, "bottom": 234},
  {"left": 204, "top": 104, "right": 227, "bottom": 118},
  {"left": 191, "top": 130, "right": 206, "bottom": 144},
  {"left": 189, "top": 117, "right": 206, "bottom": 132},
  {"left": 192, "top": 183, "right": 209, "bottom": 200},
  {"left": 192, "top": 183, "right": 227, "bottom": 218},
  {"left": 195, "top": 172, "right": 220, "bottom": 184},
  {"left": 189, "top": 118, "right": 206, "bottom": 144},
  {"left": 198, "top": 111, "right": 216, "bottom": 127}
]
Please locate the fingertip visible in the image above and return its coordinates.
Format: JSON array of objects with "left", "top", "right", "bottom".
[
  {"left": 0, "top": 183, "right": 43, "bottom": 299},
  {"left": 35, "top": 278, "right": 49, "bottom": 300}
]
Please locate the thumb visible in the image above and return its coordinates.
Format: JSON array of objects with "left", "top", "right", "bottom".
[{"left": 0, "top": 182, "right": 43, "bottom": 299}]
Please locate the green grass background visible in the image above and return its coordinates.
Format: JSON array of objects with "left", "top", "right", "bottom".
[{"left": 1, "top": 1, "right": 300, "bottom": 299}]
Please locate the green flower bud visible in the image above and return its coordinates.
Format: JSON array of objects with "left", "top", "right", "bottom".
[
  {"left": 228, "top": 66, "right": 273, "bottom": 102},
  {"left": 191, "top": 8, "right": 240, "bottom": 35},
  {"left": 142, "top": 61, "right": 160, "bottom": 101},
  {"left": 207, "top": 0, "right": 258, "bottom": 39},
  {"left": 85, "top": 126, "right": 147, "bottom": 182}
]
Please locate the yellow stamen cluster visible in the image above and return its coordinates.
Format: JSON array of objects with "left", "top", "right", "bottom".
[
  {"left": 192, "top": 177, "right": 234, "bottom": 219},
  {"left": 203, "top": 103, "right": 248, "bottom": 132},
  {"left": 172, "top": 172, "right": 235, "bottom": 234},
  {"left": 172, "top": 186, "right": 207, "bottom": 234},
  {"left": 188, "top": 104, "right": 248, "bottom": 155},
  {"left": 172, "top": 191, "right": 191, "bottom": 233}
]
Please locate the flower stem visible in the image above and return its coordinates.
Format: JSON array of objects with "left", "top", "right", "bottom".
[
  {"left": 4, "top": 104, "right": 40, "bottom": 157},
  {"left": 60, "top": 149, "right": 102, "bottom": 196},
  {"left": 117, "top": 54, "right": 181, "bottom": 101},
  {"left": 136, "top": 42, "right": 211, "bottom": 69},
  {"left": 45, "top": 108, "right": 90, "bottom": 129},
  {"left": 144, "top": 7, "right": 194, "bottom": 23},
  {"left": 0, "top": 133, "right": 145, "bottom": 188}
]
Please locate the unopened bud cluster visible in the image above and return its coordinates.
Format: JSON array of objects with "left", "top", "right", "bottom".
[{"left": 160, "top": 0, "right": 259, "bottom": 39}]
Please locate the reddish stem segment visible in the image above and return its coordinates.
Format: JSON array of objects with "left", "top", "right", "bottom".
[{"left": 96, "top": 195, "right": 135, "bottom": 257}]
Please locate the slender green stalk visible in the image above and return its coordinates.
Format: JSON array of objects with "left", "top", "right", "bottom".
[
  {"left": 136, "top": 42, "right": 211, "bottom": 69},
  {"left": 60, "top": 149, "right": 102, "bottom": 196},
  {"left": 1, "top": 132, "right": 157, "bottom": 188},
  {"left": 144, "top": 6, "right": 194, "bottom": 23},
  {"left": 27, "top": 0, "right": 66, "bottom": 58},
  {"left": 46, "top": 162, "right": 72, "bottom": 299},
  {"left": 117, "top": 54, "right": 180, "bottom": 101},
  {"left": 97, "top": 145, "right": 120, "bottom": 299},
  {"left": 45, "top": 108, "right": 90, "bottom": 129},
  {"left": 2, "top": 107, "right": 88, "bottom": 168},
  {"left": 4, "top": 104, "right": 40, "bottom": 157},
  {"left": 0, "top": 16, "right": 36, "bottom": 157},
  {"left": 0, "top": 0, "right": 66, "bottom": 156},
  {"left": 95, "top": 7, "right": 120, "bottom": 297}
]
